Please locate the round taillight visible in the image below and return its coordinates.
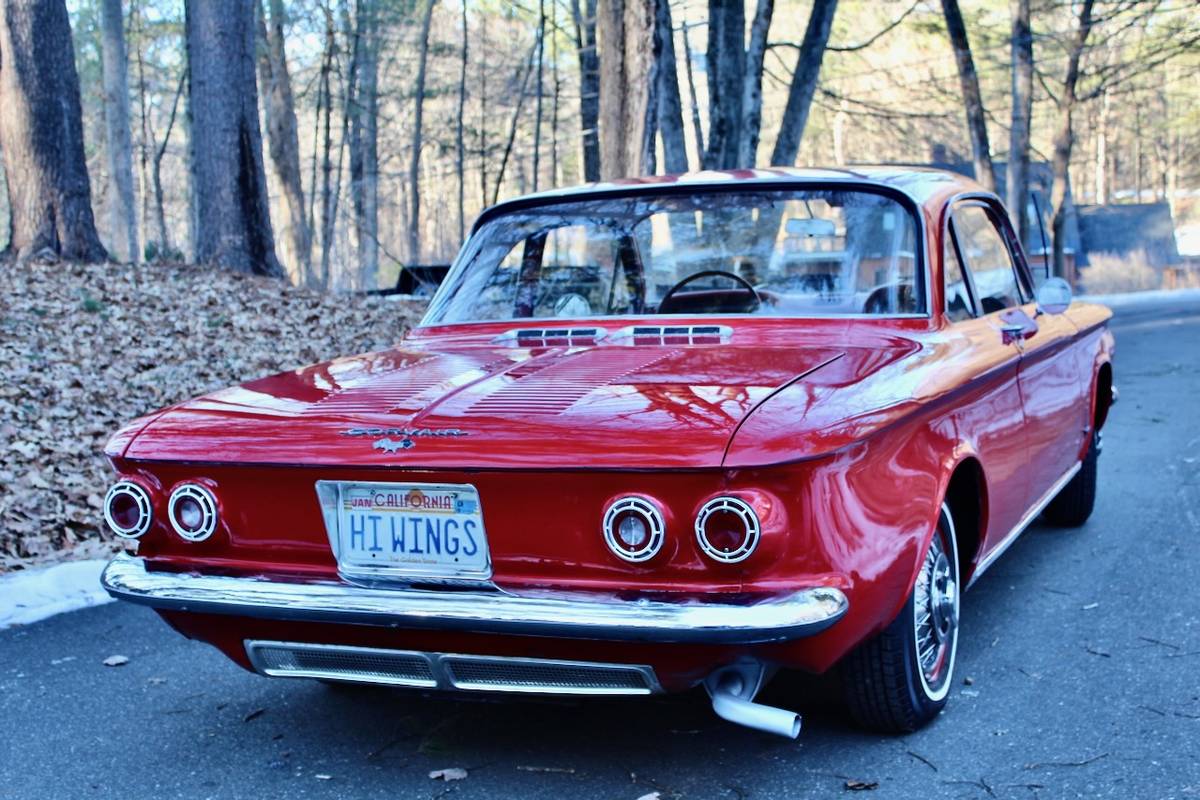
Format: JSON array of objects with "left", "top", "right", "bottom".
[
  {"left": 695, "top": 497, "right": 760, "bottom": 563},
  {"left": 167, "top": 484, "right": 218, "bottom": 542},
  {"left": 103, "top": 481, "right": 153, "bottom": 539},
  {"left": 602, "top": 497, "right": 665, "bottom": 562}
]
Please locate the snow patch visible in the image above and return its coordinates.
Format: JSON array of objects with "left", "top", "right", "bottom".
[
  {"left": 0, "top": 559, "right": 113, "bottom": 629},
  {"left": 1079, "top": 287, "right": 1200, "bottom": 311}
]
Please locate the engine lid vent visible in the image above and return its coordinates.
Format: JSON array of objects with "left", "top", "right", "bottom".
[
  {"left": 611, "top": 325, "right": 732, "bottom": 345},
  {"left": 493, "top": 327, "right": 606, "bottom": 346}
]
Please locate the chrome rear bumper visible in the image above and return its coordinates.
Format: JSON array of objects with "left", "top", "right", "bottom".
[{"left": 101, "top": 554, "right": 848, "bottom": 644}]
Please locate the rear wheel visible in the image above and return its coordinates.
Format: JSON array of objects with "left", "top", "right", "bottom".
[
  {"left": 842, "top": 504, "right": 960, "bottom": 733},
  {"left": 1042, "top": 430, "right": 1099, "bottom": 527}
]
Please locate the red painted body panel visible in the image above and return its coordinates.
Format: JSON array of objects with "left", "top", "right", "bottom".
[{"left": 105, "top": 168, "right": 1115, "bottom": 689}]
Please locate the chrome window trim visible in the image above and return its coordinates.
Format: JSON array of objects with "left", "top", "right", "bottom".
[
  {"left": 101, "top": 553, "right": 849, "bottom": 644},
  {"left": 941, "top": 192, "right": 1035, "bottom": 323}
]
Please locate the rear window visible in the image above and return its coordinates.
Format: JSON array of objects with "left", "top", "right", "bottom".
[{"left": 424, "top": 189, "right": 925, "bottom": 325}]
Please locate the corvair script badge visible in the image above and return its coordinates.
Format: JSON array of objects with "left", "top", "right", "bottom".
[{"left": 341, "top": 427, "right": 470, "bottom": 453}]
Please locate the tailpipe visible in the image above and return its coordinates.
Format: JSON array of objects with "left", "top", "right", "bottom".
[{"left": 705, "top": 663, "right": 801, "bottom": 739}]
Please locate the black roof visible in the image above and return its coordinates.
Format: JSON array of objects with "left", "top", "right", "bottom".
[{"left": 1076, "top": 203, "right": 1181, "bottom": 267}]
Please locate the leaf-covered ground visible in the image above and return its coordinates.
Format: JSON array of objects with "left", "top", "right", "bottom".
[{"left": 0, "top": 261, "right": 425, "bottom": 571}]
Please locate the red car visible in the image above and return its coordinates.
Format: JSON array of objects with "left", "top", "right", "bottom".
[{"left": 101, "top": 168, "right": 1115, "bottom": 737}]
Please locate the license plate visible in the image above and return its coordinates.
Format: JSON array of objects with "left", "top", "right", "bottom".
[{"left": 331, "top": 482, "right": 491, "bottom": 583}]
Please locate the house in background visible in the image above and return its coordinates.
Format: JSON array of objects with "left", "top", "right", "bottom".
[
  {"left": 913, "top": 149, "right": 1185, "bottom": 290},
  {"left": 1076, "top": 203, "right": 1182, "bottom": 268},
  {"left": 901, "top": 152, "right": 1083, "bottom": 285}
]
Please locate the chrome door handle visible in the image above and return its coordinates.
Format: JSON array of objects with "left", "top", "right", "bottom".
[{"left": 1001, "top": 323, "right": 1028, "bottom": 345}]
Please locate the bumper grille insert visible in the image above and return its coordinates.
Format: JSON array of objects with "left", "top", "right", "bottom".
[
  {"left": 247, "top": 641, "right": 437, "bottom": 687},
  {"left": 245, "top": 640, "right": 658, "bottom": 695},
  {"left": 442, "top": 655, "right": 655, "bottom": 694}
]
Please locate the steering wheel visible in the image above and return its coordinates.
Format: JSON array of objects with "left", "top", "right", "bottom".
[
  {"left": 658, "top": 269, "right": 762, "bottom": 314},
  {"left": 863, "top": 282, "right": 916, "bottom": 315}
]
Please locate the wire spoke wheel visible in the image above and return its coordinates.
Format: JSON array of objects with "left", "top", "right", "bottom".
[{"left": 913, "top": 512, "right": 959, "bottom": 700}]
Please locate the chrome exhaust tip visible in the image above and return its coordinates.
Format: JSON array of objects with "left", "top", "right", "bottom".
[{"left": 705, "top": 663, "right": 801, "bottom": 739}]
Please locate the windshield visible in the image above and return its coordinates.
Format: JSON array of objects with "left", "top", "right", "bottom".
[{"left": 423, "top": 188, "right": 924, "bottom": 325}]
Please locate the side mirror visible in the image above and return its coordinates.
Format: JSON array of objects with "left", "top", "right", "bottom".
[{"left": 1036, "top": 277, "right": 1072, "bottom": 315}]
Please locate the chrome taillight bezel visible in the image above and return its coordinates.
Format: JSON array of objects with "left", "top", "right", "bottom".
[
  {"left": 695, "top": 496, "right": 761, "bottom": 563},
  {"left": 602, "top": 496, "right": 666, "bottom": 563},
  {"left": 167, "top": 483, "right": 219, "bottom": 542},
  {"left": 103, "top": 480, "right": 154, "bottom": 539}
]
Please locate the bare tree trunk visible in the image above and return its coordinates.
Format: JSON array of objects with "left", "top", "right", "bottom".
[
  {"left": 703, "top": 0, "right": 744, "bottom": 169},
  {"left": 133, "top": 0, "right": 152, "bottom": 251},
  {"left": 184, "top": 0, "right": 281, "bottom": 277},
  {"left": 550, "top": 0, "right": 561, "bottom": 185},
  {"left": 1094, "top": 89, "right": 1110, "bottom": 204},
  {"left": 769, "top": 0, "right": 837, "bottom": 167},
  {"left": 654, "top": 0, "right": 688, "bottom": 173},
  {"left": 941, "top": 0, "right": 996, "bottom": 192},
  {"left": 151, "top": 70, "right": 185, "bottom": 259},
  {"left": 1050, "top": 0, "right": 1095, "bottom": 286},
  {"left": 408, "top": 0, "right": 436, "bottom": 263},
  {"left": 597, "top": 0, "right": 655, "bottom": 180},
  {"left": 456, "top": 0, "right": 467, "bottom": 242},
  {"left": 681, "top": 20, "right": 704, "bottom": 159},
  {"left": 99, "top": 0, "right": 138, "bottom": 264},
  {"left": 478, "top": 17, "right": 488, "bottom": 207},
  {"left": 258, "top": 0, "right": 310, "bottom": 279},
  {"left": 316, "top": 6, "right": 340, "bottom": 288},
  {"left": 533, "top": 0, "right": 545, "bottom": 191},
  {"left": 737, "top": 0, "right": 774, "bottom": 168},
  {"left": 349, "top": 0, "right": 379, "bottom": 288},
  {"left": 1007, "top": 0, "right": 1034, "bottom": 244},
  {"left": 570, "top": 0, "right": 601, "bottom": 182},
  {"left": 492, "top": 42, "right": 536, "bottom": 204},
  {"left": 0, "top": 0, "right": 107, "bottom": 263}
]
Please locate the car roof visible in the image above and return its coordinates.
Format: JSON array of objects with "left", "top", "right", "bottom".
[{"left": 477, "top": 166, "right": 991, "bottom": 231}]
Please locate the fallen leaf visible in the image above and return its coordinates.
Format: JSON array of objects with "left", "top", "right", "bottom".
[
  {"left": 844, "top": 779, "right": 878, "bottom": 791},
  {"left": 103, "top": 654, "right": 129, "bottom": 667},
  {"left": 0, "top": 261, "right": 425, "bottom": 572},
  {"left": 429, "top": 768, "right": 468, "bottom": 782},
  {"left": 636, "top": 794, "right": 661, "bottom": 800}
]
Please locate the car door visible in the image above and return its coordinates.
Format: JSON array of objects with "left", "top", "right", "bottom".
[
  {"left": 950, "top": 201, "right": 1088, "bottom": 528},
  {"left": 941, "top": 205, "right": 1030, "bottom": 552},
  {"left": 991, "top": 208, "right": 1090, "bottom": 503}
]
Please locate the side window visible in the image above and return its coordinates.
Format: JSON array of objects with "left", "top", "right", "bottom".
[
  {"left": 951, "top": 204, "right": 1021, "bottom": 314},
  {"left": 942, "top": 224, "right": 974, "bottom": 322}
]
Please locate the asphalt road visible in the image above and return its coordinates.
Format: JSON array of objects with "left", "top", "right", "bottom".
[{"left": 3, "top": 303, "right": 1200, "bottom": 800}]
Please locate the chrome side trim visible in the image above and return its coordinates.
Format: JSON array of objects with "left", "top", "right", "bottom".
[
  {"left": 245, "top": 640, "right": 661, "bottom": 695},
  {"left": 967, "top": 461, "right": 1082, "bottom": 587},
  {"left": 101, "top": 553, "right": 848, "bottom": 644}
]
